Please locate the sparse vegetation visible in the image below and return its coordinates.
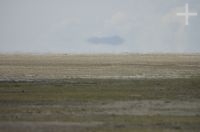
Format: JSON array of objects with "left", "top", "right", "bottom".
[{"left": 0, "top": 54, "right": 200, "bottom": 132}]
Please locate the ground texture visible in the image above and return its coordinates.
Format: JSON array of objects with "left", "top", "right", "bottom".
[{"left": 0, "top": 54, "right": 200, "bottom": 132}]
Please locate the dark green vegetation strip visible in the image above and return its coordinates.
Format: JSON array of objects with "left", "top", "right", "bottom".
[{"left": 0, "top": 78, "right": 200, "bottom": 102}]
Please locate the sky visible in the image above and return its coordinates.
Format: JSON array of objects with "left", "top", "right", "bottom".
[{"left": 0, "top": 0, "right": 200, "bottom": 53}]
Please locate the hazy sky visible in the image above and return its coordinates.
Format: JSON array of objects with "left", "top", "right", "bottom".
[{"left": 0, "top": 0, "right": 200, "bottom": 53}]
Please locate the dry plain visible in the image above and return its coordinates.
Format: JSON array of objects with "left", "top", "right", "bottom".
[{"left": 0, "top": 54, "right": 200, "bottom": 132}]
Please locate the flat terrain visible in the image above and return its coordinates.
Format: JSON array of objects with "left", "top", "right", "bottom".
[
  {"left": 0, "top": 54, "right": 200, "bottom": 132},
  {"left": 0, "top": 54, "right": 200, "bottom": 80}
]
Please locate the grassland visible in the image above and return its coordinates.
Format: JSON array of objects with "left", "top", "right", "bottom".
[{"left": 0, "top": 54, "right": 200, "bottom": 132}]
